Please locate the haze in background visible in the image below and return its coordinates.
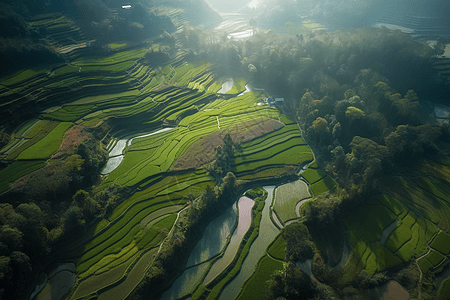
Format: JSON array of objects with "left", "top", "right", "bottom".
[{"left": 206, "top": 0, "right": 450, "bottom": 40}]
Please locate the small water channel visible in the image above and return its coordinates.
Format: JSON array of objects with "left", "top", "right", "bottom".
[
  {"left": 237, "top": 84, "right": 252, "bottom": 96},
  {"left": 101, "top": 128, "right": 174, "bottom": 175},
  {"left": 218, "top": 78, "right": 234, "bottom": 94},
  {"left": 218, "top": 186, "right": 279, "bottom": 300},
  {"left": 203, "top": 196, "right": 255, "bottom": 284}
]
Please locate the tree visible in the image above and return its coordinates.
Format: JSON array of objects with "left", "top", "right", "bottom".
[
  {"left": 9, "top": 251, "right": 31, "bottom": 299},
  {"left": 266, "top": 262, "right": 316, "bottom": 300},
  {"left": 282, "top": 222, "right": 314, "bottom": 262},
  {"left": 307, "top": 117, "right": 330, "bottom": 146},
  {"left": 0, "top": 226, "right": 23, "bottom": 253}
]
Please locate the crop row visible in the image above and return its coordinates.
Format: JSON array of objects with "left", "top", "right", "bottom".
[
  {"left": 310, "top": 176, "right": 335, "bottom": 195},
  {"left": 71, "top": 251, "right": 136, "bottom": 299},
  {"left": 233, "top": 146, "right": 313, "bottom": 175},
  {"left": 341, "top": 201, "right": 402, "bottom": 281},
  {"left": 109, "top": 170, "right": 210, "bottom": 222},
  {"left": 0, "top": 160, "right": 46, "bottom": 191},
  {"left": 79, "top": 97, "right": 157, "bottom": 125},
  {"left": 430, "top": 231, "right": 450, "bottom": 255},
  {"left": 238, "top": 125, "right": 303, "bottom": 153},
  {"left": 235, "top": 255, "right": 284, "bottom": 300},
  {"left": 273, "top": 180, "right": 310, "bottom": 224},
  {"left": 382, "top": 177, "right": 450, "bottom": 232},
  {"left": 187, "top": 73, "right": 215, "bottom": 92},
  {"left": 74, "top": 199, "right": 185, "bottom": 276},
  {"left": 237, "top": 134, "right": 307, "bottom": 159},
  {"left": 18, "top": 122, "right": 73, "bottom": 160},
  {"left": 3, "top": 121, "right": 60, "bottom": 160},
  {"left": 267, "top": 234, "right": 286, "bottom": 261},
  {"left": 301, "top": 168, "right": 327, "bottom": 185},
  {"left": 238, "top": 132, "right": 305, "bottom": 157}
]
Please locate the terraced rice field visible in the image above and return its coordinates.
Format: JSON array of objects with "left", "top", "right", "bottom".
[
  {"left": 341, "top": 156, "right": 450, "bottom": 282},
  {"left": 0, "top": 11, "right": 322, "bottom": 299},
  {"left": 267, "top": 234, "right": 286, "bottom": 260},
  {"left": 301, "top": 164, "right": 335, "bottom": 195},
  {"left": 235, "top": 255, "right": 284, "bottom": 300},
  {"left": 273, "top": 180, "right": 310, "bottom": 224}
]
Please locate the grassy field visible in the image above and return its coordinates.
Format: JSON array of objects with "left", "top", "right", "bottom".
[
  {"left": 301, "top": 168, "right": 327, "bottom": 184},
  {"left": 235, "top": 255, "right": 284, "bottom": 300},
  {"left": 430, "top": 231, "right": 450, "bottom": 255},
  {"left": 310, "top": 176, "right": 335, "bottom": 195},
  {"left": 18, "top": 122, "right": 73, "bottom": 160},
  {"left": 273, "top": 180, "right": 310, "bottom": 224},
  {"left": 267, "top": 234, "right": 286, "bottom": 260}
]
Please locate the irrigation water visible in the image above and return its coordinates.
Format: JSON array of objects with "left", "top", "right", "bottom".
[
  {"left": 218, "top": 186, "right": 279, "bottom": 300},
  {"left": 101, "top": 128, "right": 174, "bottom": 174},
  {"left": 218, "top": 78, "right": 234, "bottom": 94},
  {"left": 203, "top": 196, "right": 255, "bottom": 284}
]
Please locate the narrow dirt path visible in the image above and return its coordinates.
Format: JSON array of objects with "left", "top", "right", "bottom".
[{"left": 415, "top": 247, "right": 432, "bottom": 299}]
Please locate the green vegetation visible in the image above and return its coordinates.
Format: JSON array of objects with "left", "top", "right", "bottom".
[
  {"left": 109, "top": 43, "right": 128, "bottom": 49},
  {"left": 273, "top": 180, "right": 310, "bottom": 224},
  {"left": 244, "top": 187, "right": 264, "bottom": 199},
  {"left": 18, "top": 122, "right": 73, "bottom": 160},
  {"left": 437, "top": 276, "right": 450, "bottom": 300},
  {"left": 430, "top": 231, "right": 450, "bottom": 255},
  {"left": 203, "top": 191, "right": 267, "bottom": 300},
  {"left": 0, "top": 160, "right": 46, "bottom": 192},
  {"left": 236, "top": 255, "right": 284, "bottom": 300},
  {"left": 225, "top": 79, "right": 246, "bottom": 94},
  {"left": 301, "top": 168, "right": 327, "bottom": 184},
  {"left": 310, "top": 176, "right": 335, "bottom": 195},
  {"left": 268, "top": 234, "right": 286, "bottom": 260},
  {"left": 3, "top": 5, "right": 449, "bottom": 300}
]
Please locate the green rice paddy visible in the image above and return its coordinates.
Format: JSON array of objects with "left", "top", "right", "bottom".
[
  {"left": 235, "top": 255, "right": 284, "bottom": 300},
  {"left": 267, "top": 234, "right": 286, "bottom": 260},
  {"left": 18, "top": 122, "right": 73, "bottom": 160},
  {"left": 0, "top": 13, "right": 330, "bottom": 298},
  {"left": 273, "top": 180, "right": 310, "bottom": 224}
]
